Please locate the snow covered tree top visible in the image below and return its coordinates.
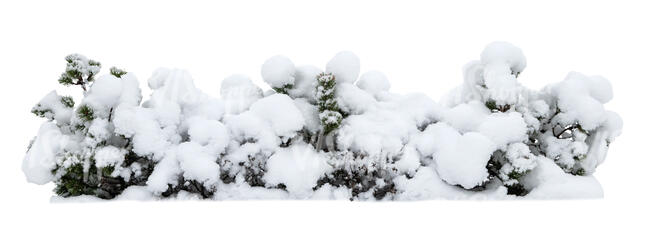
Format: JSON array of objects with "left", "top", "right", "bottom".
[{"left": 58, "top": 54, "right": 102, "bottom": 91}]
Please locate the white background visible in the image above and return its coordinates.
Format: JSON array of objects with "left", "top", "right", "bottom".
[{"left": 0, "top": 0, "right": 648, "bottom": 227}]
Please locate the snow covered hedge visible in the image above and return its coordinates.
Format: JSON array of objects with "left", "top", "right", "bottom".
[{"left": 23, "top": 42, "right": 622, "bottom": 201}]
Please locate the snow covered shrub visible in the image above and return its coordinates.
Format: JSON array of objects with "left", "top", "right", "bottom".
[
  {"left": 23, "top": 43, "right": 622, "bottom": 200},
  {"left": 24, "top": 54, "right": 153, "bottom": 199},
  {"left": 219, "top": 93, "right": 305, "bottom": 190},
  {"left": 536, "top": 73, "right": 623, "bottom": 175},
  {"left": 442, "top": 42, "right": 622, "bottom": 195}
]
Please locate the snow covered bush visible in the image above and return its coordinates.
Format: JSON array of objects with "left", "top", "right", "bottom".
[{"left": 23, "top": 43, "right": 622, "bottom": 201}]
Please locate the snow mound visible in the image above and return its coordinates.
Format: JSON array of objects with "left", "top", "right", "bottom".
[
  {"left": 146, "top": 149, "right": 181, "bottom": 194},
  {"left": 336, "top": 83, "right": 376, "bottom": 115},
  {"left": 430, "top": 123, "right": 496, "bottom": 189},
  {"left": 94, "top": 146, "right": 126, "bottom": 169},
  {"left": 23, "top": 123, "right": 67, "bottom": 184},
  {"left": 289, "top": 65, "right": 320, "bottom": 101},
  {"left": 394, "top": 166, "right": 509, "bottom": 200},
  {"left": 547, "top": 72, "right": 615, "bottom": 130},
  {"left": 220, "top": 74, "right": 263, "bottom": 115},
  {"left": 337, "top": 109, "right": 414, "bottom": 157},
  {"left": 32, "top": 91, "right": 73, "bottom": 124},
  {"left": 480, "top": 41, "right": 527, "bottom": 74},
  {"left": 326, "top": 51, "right": 360, "bottom": 84},
  {"left": 249, "top": 94, "right": 305, "bottom": 138},
  {"left": 176, "top": 142, "right": 221, "bottom": 188},
  {"left": 116, "top": 186, "right": 155, "bottom": 201},
  {"left": 148, "top": 68, "right": 202, "bottom": 106},
  {"left": 264, "top": 144, "right": 332, "bottom": 198},
  {"left": 86, "top": 74, "right": 123, "bottom": 108},
  {"left": 187, "top": 116, "right": 230, "bottom": 148},
  {"left": 261, "top": 55, "right": 295, "bottom": 88},
  {"left": 357, "top": 71, "right": 390, "bottom": 95},
  {"left": 522, "top": 157, "right": 603, "bottom": 199},
  {"left": 113, "top": 105, "right": 176, "bottom": 160},
  {"left": 293, "top": 98, "right": 320, "bottom": 134},
  {"left": 442, "top": 101, "right": 490, "bottom": 133},
  {"left": 478, "top": 112, "right": 528, "bottom": 149}
]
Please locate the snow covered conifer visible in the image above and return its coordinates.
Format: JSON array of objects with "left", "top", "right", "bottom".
[
  {"left": 315, "top": 72, "right": 343, "bottom": 152},
  {"left": 316, "top": 72, "right": 342, "bottom": 135},
  {"left": 58, "top": 54, "right": 102, "bottom": 92},
  {"left": 110, "top": 67, "right": 127, "bottom": 78},
  {"left": 312, "top": 51, "right": 361, "bottom": 151},
  {"left": 24, "top": 54, "right": 156, "bottom": 199}
]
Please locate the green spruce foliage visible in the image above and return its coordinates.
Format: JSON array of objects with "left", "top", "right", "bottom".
[
  {"left": 485, "top": 99, "right": 511, "bottom": 112},
  {"left": 272, "top": 84, "right": 293, "bottom": 95},
  {"left": 316, "top": 72, "right": 342, "bottom": 135},
  {"left": 58, "top": 54, "right": 101, "bottom": 91},
  {"left": 109, "top": 67, "right": 127, "bottom": 78},
  {"left": 31, "top": 106, "right": 52, "bottom": 119},
  {"left": 60, "top": 96, "right": 75, "bottom": 108},
  {"left": 77, "top": 104, "right": 94, "bottom": 122}
]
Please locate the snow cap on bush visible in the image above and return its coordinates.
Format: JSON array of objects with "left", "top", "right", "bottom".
[
  {"left": 86, "top": 74, "right": 124, "bottom": 108},
  {"left": 357, "top": 71, "right": 391, "bottom": 94},
  {"left": 23, "top": 123, "right": 67, "bottom": 184},
  {"left": 261, "top": 55, "right": 296, "bottom": 89},
  {"left": 186, "top": 116, "right": 230, "bottom": 149},
  {"left": 480, "top": 41, "right": 527, "bottom": 75},
  {"left": 148, "top": 68, "right": 202, "bottom": 106},
  {"left": 429, "top": 123, "right": 496, "bottom": 189},
  {"left": 547, "top": 72, "right": 616, "bottom": 130},
  {"left": 249, "top": 94, "right": 305, "bottom": 138},
  {"left": 31, "top": 91, "right": 74, "bottom": 124},
  {"left": 176, "top": 141, "right": 221, "bottom": 189},
  {"left": 335, "top": 83, "right": 376, "bottom": 115},
  {"left": 264, "top": 144, "right": 332, "bottom": 198},
  {"left": 477, "top": 112, "right": 528, "bottom": 149},
  {"left": 326, "top": 51, "right": 361, "bottom": 84},
  {"left": 442, "top": 101, "right": 490, "bottom": 133},
  {"left": 289, "top": 65, "right": 321, "bottom": 100},
  {"left": 220, "top": 74, "right": 263, "bottom": 114}
]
